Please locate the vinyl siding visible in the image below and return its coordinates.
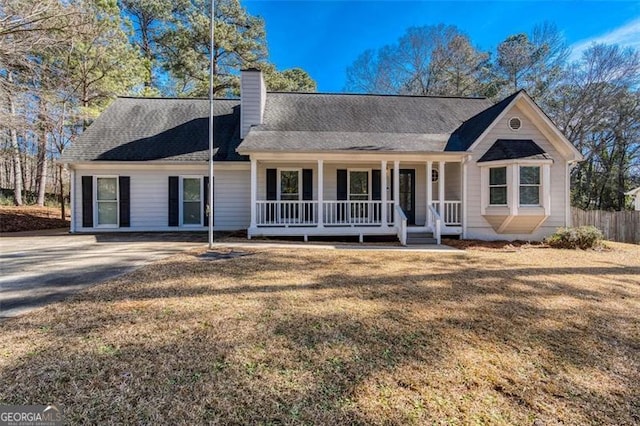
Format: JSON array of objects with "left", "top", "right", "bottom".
[
  {"left": 466, "top": 103, "right": 569, "bottom": 240},
  {"left": 73, "top": 165, "right": 249, "bottom": 232}
]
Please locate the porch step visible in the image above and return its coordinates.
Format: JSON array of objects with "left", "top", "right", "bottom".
[{"left": 406, "top": 232, "right": 438, "bottom": 245}]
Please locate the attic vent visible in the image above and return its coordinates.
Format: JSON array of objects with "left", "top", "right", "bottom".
[{"left": 509, "top": 117, "right": 522, "bottom": 131}]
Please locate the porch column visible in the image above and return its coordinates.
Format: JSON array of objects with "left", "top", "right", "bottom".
[
  {"left": 439, "top": 161, "right": 445, "bottom": 222},
  {"left": 393, "top": 160, "right": 400, "bottom": 210},
  {"left": 317, "top": 159, "right": 324, "bottom": 227},
  {"left": 426, "top": 161, "right": 433, "bottom": 228},
  {"left": 69, "top": 168, "right": 75, "bottom": 233},
  {"left": 250, "top": 158, "right": 257, "bottom": 230},
  {"left": 381, "top": 160, "right": 387, "bottom": 226}
]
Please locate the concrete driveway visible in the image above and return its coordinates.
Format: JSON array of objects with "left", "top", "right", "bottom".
[{"left": 0, "top": 230, "right": 205, "bottom": 318}]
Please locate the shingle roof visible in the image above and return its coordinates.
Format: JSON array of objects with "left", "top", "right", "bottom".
[
  {"left": 240, "top": 131, "right": 450, "bottom": 152},
  {"left": 61, "top": 97, "right": 245, "bottom": 162},
  {"left": 445, "top": 91, "right": 521, "bottom": 151},
  {"left": 237, "top": 92, "right": 493, "bottom": 153},
  {"left": 477, "top": 139, "right": 551, "bottom": 163},
  {"left": 62, "top": 91, "right": 523, "bottom": 162}
]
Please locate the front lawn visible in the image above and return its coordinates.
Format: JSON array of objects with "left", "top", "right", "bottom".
[{"left": 1, "top": 244, "right": 638, "bottom": 424}]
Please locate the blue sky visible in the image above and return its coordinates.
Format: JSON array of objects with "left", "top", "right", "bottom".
[{"left": 243, "top": 0, "right": 640, "bottom": 92}]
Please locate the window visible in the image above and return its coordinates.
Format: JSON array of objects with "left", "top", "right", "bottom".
[
  {"left": 489, "top": 167, "right": 507, "bottom": 205},
  {"left": 431, "top": 169, "right": 439, "bottom": 182},
  {"left": 182, "top": 177, "right": 202, "bottom": 225},
  {"left": 96, "top": 177, "right": 118, "bottom": 226},
  {"left": 520, "top": 166, "right": 540, "bottom": 205},
  {"left": 349, "top": 170, "right": 369, "bottom": 200},
  {"left": 279, "top": 170, "right": 300, "bottom": 201}
]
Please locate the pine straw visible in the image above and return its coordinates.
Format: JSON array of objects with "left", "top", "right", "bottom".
[
  {"left": 1, "top": 243, "right": 639, "bottom": 425},
  {"left": 0, "top": 205, "right": 69, "bottom": 232}
]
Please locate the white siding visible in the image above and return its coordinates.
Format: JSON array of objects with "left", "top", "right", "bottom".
[
  {"left": 466, "top": 103, "right": 569, "bottom": 240},
  {"left": 73, "top": 165, "right": 249, "bottom": 232}
]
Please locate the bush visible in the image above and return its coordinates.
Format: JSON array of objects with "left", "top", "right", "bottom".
[{"left": 545, "top": 226, "right": 604, "bottom": 249}]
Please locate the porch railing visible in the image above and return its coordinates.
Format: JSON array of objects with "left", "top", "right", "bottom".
[
  {"left": 323, "top": 200, "right": 394, "bottom": 226},
  {"left": 433, "top": 200, "right": 462, "bottom": 226},
  {"left": 256, "top": 200, "right": 318, "bottom": 226},
  {"left": 255, "top": 200, "right": 395, "bottom": 226},
  {"left": 428, "top": 205, "right": 442, "bottom": 244},
  {"left": 395, "top": 205, "right": 407, "bottom": 246}
]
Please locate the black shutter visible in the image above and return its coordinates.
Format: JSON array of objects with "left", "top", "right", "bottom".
[
  {"left": 336, "top": 169, "right": 347, "bottom": 222},
  {"left": 203, "top": 176, "right": 213, "bottom": 226},
  {"left": 119, "top": 176, "right": 130, "bottom": 227},
  {"left": 302, "top": 169, "right": 313, "bottom": 222},
  {"left": 302, "top": 169, "right": 313, "bottom": 200},
  {"left": 389, "top": 173, "right": 394, "bottom": 200},
  {"left": 337, "top": 169, "right": 348, "bottom": 200},
  {"left": 372, "top": 169, "right": 381, "bottom": 201},
  {"left": 168, "top": 176, "right": 179, "bottom": 227},
  {"left": 82, "top": 176, "right": 93, "bottom": 228},
  {"left": 266, "top": 169, "right": 277, "bottom": 200}
]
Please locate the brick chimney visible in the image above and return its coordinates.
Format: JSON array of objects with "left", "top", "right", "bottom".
[{"left": 240, "top": 68, "right": 266, "bottom": 138}]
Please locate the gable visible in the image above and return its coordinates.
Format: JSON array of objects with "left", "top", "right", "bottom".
[
  {"left": 472, "top": 104, "right": 564, "bottom": 162},
  {"left": 468, "top": 93, "right": 582, "bottom": 162}
]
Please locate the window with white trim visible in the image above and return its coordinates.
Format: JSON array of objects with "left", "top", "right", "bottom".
[
  {"left": 96, "top": 177, "right": 118, "bottom": 226},
  {"left": 182, "top": 177, "right": 202, "bottom": 225},
  {"left": 279, "top": 170, "right": 301, "bottom": 201},
  {"left": 489, "top": 167, "right": 507, "bottom": 205},
  {"left": 519, "top": 166, "right": 540, "bottom": 205},
  {"left": 348, "top": 170, "right": 369, "bottom": 201}
]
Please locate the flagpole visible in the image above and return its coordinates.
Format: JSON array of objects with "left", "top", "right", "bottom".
[{"left": 208, "top": 0, "right": 215, "bottom": 249}]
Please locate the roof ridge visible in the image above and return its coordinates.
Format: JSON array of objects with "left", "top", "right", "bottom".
[
  {"left": 266, "top": 91, "right": 488, "bottom": 100},
  {"left": 116, "top": 96, "right": 240, "bottom": 101}
]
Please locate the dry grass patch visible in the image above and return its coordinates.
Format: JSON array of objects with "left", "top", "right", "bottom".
[{"left": 1, "top": 244, "right": 639, "bottom": 424}]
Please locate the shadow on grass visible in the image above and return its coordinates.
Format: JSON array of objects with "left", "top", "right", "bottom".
[{"left": 0, "top": 249, "right": 638, "bottom": 424}]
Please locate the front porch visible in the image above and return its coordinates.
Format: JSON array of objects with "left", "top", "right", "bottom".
[{"left": 247, "top": 157, "right": 465, "bottom": 244}]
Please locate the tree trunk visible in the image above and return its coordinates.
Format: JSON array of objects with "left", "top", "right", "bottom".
[
  {"left": 7, "top": 81, "right": 23, "bottom": 205},
  {"left": 59, "top": 163, "right": 65, "bottom": 220},
  {"left": 36, "top": 128, "right": 48, "bottom": 206}
]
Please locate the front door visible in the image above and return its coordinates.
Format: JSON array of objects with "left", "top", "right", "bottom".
[{"left": 399, "top": 169, "right": 416, "bottom": 225}]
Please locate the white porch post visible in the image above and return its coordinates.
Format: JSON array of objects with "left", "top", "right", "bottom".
[
  {"left": 439, "top": 161, "right": 445, "bottom": 221},
  {"left": 426, "top": 161, "right": 432, "bottom": 228},
  {"left": 462, "top": 156, "right": 469, "bottom": 239},
  {"left": 381, "top": 160, "right": 387, "bottom": 226},
  {"left": 393, "top": 161, "right": 400, "bottom": 209},
  {"left": 317, "top": 159, "right": 324, "bottom": 227},
  {"left": 69, "top": 168, "right": 75, "bottom": 233},
  {"left": 250, "top": 158, "right": 257, "bottom": 233}
]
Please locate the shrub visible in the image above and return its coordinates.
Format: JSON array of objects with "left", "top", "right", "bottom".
[{"left": 545, "top": 226, "right": 604, "bottom": 249}]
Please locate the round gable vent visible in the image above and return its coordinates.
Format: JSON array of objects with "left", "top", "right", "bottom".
[{"left": 509, "top": 117, "right": 522, "bottom": 131}]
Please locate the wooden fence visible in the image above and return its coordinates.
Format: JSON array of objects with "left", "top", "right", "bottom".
[{"left": 571, "top": 207, "right": 640, "bottom": 244}]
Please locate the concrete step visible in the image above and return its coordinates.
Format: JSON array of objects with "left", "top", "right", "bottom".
[{"left": 406, "top": 233, "right": 438, "bottom": 245}]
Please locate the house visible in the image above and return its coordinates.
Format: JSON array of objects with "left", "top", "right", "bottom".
[
  {"left": 60, "top": 69, "right": 583, "bottom": 244},
  {"left": 626, "top": 187, "right": 640, "bottom": 211}
]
